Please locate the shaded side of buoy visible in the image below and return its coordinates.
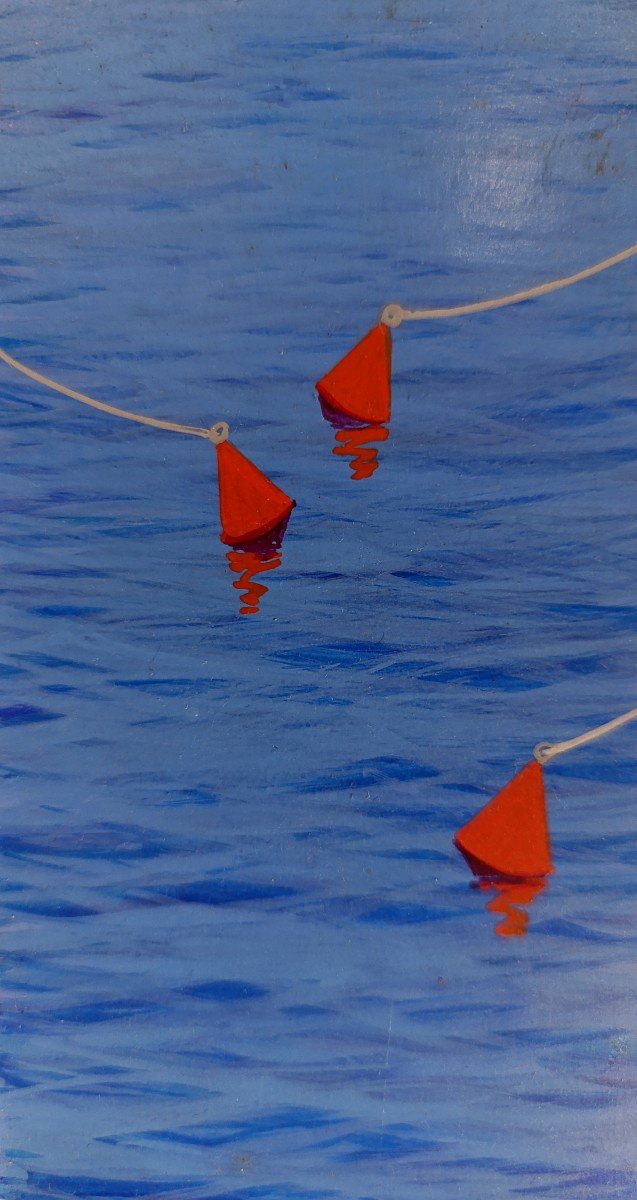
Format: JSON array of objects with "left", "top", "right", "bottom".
[
  {"left": 453, "top": 760, "right": 553, "bottom": 879},
  {"left": 316, "top": 324, "right": 392, "bottom": 424},
  {"left": 216, "top": 440, "right": 295, "bottom": 547}
]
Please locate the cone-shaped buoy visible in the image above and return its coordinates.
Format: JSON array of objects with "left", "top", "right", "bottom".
[
  {"left": 454, "top": 760, "right": 553, "bottom": 879},
  {"left": 215, "top": 434, "right": 295, "bottom": 547},
  {"left": 316, "top": 324, "right": 392, "bottom": 424}
]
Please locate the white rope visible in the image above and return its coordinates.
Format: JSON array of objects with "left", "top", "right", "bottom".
[
  {"left": 534, "top": 706, "right": 637, "bottom": 765},
  {"left": 379, "top": 242, "right": 637, "bottom": 328},
  {"left": 0, "top": 343, "right": 230, "bottom": 444}
]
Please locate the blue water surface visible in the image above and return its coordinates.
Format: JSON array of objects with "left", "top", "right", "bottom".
[{"left": 0, "top": 1, "right": 636, "bottom": 1197}]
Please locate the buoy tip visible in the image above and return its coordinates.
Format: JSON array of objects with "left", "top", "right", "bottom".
[
  {"left": 379, "top": 303, "right": 404, "bottom": 329},
  {"left": 533, "top": 742, "right": 552, "bottom": 765},
  {"left": 210, "top": 421, "right": 230, "bottom": 445}
]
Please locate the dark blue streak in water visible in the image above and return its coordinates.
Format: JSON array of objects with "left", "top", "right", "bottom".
[
  {"left": 26, "top": 1176, "right": 200, "bottom": 1198},
  {"left": 0, "top": 704, "right": 62, "bottom": 726},
  {"left": 0, "top": 2, "right": 635, "bottom": 1199},
  {"left": 296, "top": 755, "right": 439, "bottom": 793},
  {"left": 9, "top": 900, "right": 98, "bottom": 918},
  {"left": 180, "top": 980, "right": 269, "bottom": 1002},
  {"left": 155, "top": 880, "right": 298, "bottom": 906},
  {"left": 100, "top": 1108, "right": 345, "bottom": 1150}
]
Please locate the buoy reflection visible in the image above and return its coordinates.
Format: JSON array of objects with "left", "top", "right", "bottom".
[
  {"left": 473, "top": 877, "right": 547, "bottom": 938},
  {"left": 319, "top": 397, "right": 389, "bottom": 481},
  {"left": 223, "top": 517, "right": 289, "bottom": 617}
]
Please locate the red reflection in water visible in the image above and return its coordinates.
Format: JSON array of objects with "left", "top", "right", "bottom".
[
  {"left": 223, "top": 518, "right": 289, "bottom": 616},
  {"left": 318, "top": 397, "right": 389, "bottom": 480},
  {"left": 473, "top": 877, "right": 547, "bottom": 938},
  {"left": 333, "top": 425, "right": 390, "bottom": 480}
]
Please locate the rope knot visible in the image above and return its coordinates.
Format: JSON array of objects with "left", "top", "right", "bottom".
[
  {"left": 209, "top": 420, "right": 230, "bottom": 445},
  {"left": 533, "top": 742, "right": 554, "bottom": 765},
  {"left": 379, "top": 303, "right": 405, "bottom": 329}
]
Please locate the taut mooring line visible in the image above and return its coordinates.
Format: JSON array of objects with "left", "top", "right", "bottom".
[
  {"left": 534, "top": 706, "right": 637, "bottom": 765},
  {"left": 379, "top": 242, "right": 637, "bottom": 327},
  {"left": 0, "top": 344, "right": 227, "bottom": 442}
]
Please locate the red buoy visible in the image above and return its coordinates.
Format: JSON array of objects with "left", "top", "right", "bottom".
[
  {"left": 216, "top": 439, "right": 295, "bottom": 547},
  {"left": 316, "top": 324, "right": 392, "bottom": 424},
  {"left": 453, "top": 760, "right": 553, "bottom": 880}
]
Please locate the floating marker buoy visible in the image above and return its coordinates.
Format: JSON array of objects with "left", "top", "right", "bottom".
[
  {"left": 316, "top": 324, "right": 392, "bottom": 424},
  {"left": 212, "top": 422, "right": 295, "bottom": 548},
  {"left": 0, "top": 342, "right": 296, "bottom": 569},
  {"left": 454, "top": 760, "right": 552, "bottom": 880},
  {"left": 317, "top": 245, "right": 637, "bottom": 435},
  {"left": 455, "top": 705, "right": 637, "bottom": 894}
]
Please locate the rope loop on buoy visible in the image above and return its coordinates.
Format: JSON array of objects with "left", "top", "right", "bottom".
[
  {"left": 378, "top": 303, "right": 405, "bottom": 329},
  {"left": 379, "top": 242, "right": 637, "bottom": 325},
  {"left": 533, "top": 706, "right": 637, "bottom": 765},
  {"left": 209, "top": 421, "right": 230, "bottom": 445}
]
